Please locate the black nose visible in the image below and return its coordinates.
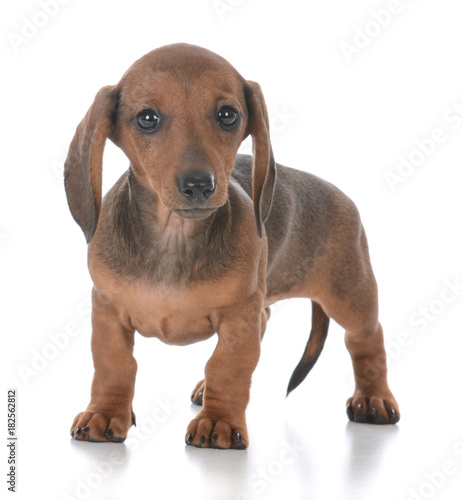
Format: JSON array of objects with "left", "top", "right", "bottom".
[{"left": 177, "top": 171, "right": 216, "bottom": 203}]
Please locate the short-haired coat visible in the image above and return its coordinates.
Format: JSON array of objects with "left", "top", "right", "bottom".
[{"left": 65, "top": 43, "right": 399, "bottom": 449}]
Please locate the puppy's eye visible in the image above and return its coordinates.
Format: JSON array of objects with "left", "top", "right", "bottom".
[
  {"left": 135, "top": 109, "right": 160, "bottom": 132},
  {"left": 217, "top": 106, "right": 239, "bottom": 129}
]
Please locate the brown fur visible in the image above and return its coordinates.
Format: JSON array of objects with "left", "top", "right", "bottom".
[{"left": 65, "top": 43, "right": 400, "bottom": 449}]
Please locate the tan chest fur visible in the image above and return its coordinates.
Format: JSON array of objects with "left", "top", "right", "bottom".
[{"left": 91, "top": 265, "right": 258, "bottom": 345}]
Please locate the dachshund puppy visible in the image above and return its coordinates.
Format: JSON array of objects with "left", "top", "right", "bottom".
[{"left": 65, "top": 43, "right": 400, "bottom": 449}]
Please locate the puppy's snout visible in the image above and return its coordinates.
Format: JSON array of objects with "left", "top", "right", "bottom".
[{"left": 177, "top": 171, "right": 216, "bottom": 204}]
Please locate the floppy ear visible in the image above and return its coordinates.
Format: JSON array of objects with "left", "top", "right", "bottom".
[
  {"left": 64, "top": 85, "right": 118, "bottom": 243},
  {"left": 243, "top": 80, "right": 276, "bottom": 238}
]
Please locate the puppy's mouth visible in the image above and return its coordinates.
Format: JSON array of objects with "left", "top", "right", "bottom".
[{"left": 172, "top": 207, "right": 218, "bottom": 220}]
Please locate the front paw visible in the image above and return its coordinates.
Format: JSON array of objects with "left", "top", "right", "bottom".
[
  {"left": 185, "top": 413, "right": 248, "bottom": 450},
  {"left": 70, "top": 408, "right": 136, "bottom": 443}
]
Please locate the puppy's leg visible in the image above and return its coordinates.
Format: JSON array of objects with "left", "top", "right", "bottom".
[
  {"left": 186, "top": 302, "right": 262, "bottom": 449},
  {"left": 317, "top": 236, "right": 400, "bottom": 424},
  {"left": 70, "top": 289, "right": 137, "bottom": 442},
  {"left": 345, "top": 321, "right": 399, "bottom": 424},
  {"left": 190, "top": 307, "right": 270, "bottom": 407}
]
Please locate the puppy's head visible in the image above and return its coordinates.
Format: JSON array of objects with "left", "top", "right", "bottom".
[{"left": 64, "top": 43, "right": 275, "bottom": 243}]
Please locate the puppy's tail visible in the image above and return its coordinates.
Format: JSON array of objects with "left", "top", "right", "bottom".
[{"left": 286, "top": 301, "right": 330, "bottom": 396}]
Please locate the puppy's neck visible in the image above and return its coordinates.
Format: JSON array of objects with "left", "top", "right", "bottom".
[
  {"left": 152, "top": 203, "right": 206, "bottom": 254},
  {"left": 100, "top": 169, "right": 233, "bottom": 285},
  {"left": 128, "top": 170, "right": 214, "bottom": 252}
]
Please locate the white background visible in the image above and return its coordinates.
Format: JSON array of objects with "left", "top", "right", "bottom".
[{"left": 2, "top": 1, "right": 462, "bottom": 499}]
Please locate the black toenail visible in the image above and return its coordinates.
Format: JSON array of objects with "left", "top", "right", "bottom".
[
  {"left": 235, "top": 432, "right": 241, "bottom": 441},
  {"left": 75, "top": 427, "right": 81, "bottom": 435},
  {"left": 105, "top": 429, "right": 114, "bottom": 438},
  {"left": 132, "top": 415, "right": 137, "bottom": 427},
  {"left": 346, "top": 404, "right": 354, "bottom": 421},
  {"left": 390, "top": 409, "right": 399, "bottom": 424},
  {"left": 192, "top": 393, "right": 203, "bottom": 406},
  {"left": 355, "top": 405, "right": 367, "bottom": 423},
  {"left": 211, "top": 433, "right": 217, "bottom": 441},
  {"left": 111, "top": 437, "right": 125, "bottom": 443},
  {"left": 371, "top": 407, "right": 377, "bottom": 415},
  {"left": 374, "top": 414, "right": 387, "bottom": 425},
  {"left": 200, "top": 436, "right": 205, "bottom": 445},
  {"left": 187, "top": 434, "right": 193, "bottom": 444},
  {"left": 82, "top": 426, "right": 90, "bottom": 434}
]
